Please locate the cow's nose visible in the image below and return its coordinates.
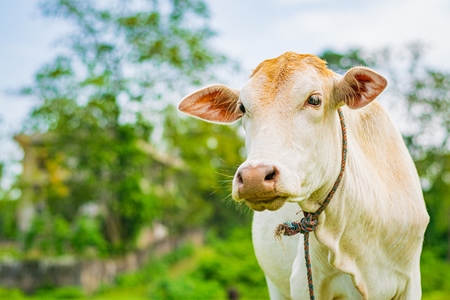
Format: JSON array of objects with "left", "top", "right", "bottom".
[{"left": 236, "top": 165, "right": 278, "bottom": 198}]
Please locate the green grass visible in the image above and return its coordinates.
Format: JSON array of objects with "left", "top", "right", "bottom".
[
  {"left": 90, "top": 287, "right": 148, "bottom": 300},
  {"left": 1, "top": 229, "right": 449, "bottom": 299},
  {"left": 423, "top": 291, "right": 450, "bottom": 300}
]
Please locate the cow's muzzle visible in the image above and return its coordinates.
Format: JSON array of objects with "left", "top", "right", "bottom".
[{"left": 234, "top": 164, "right": 287, "bottom": 211}]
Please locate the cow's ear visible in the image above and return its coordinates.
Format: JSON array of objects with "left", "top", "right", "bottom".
[
  {"left": 335, "top": 67, "right": 387, "bottom": 109},
  {"left": 178, "top": 84, "right": 242, "bottom": 124}
]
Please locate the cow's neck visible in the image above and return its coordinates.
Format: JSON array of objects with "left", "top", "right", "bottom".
[{"left": 310, "top": 104, "right": 427, "bottom": 298}]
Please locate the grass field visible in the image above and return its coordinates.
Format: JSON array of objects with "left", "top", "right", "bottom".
[{"left": 1, "top": 229, "right": 449, "bottom": 299}]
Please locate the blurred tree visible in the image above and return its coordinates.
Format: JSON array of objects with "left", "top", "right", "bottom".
[
  {"left": 17, "top": 0, "right": 243, "bottom": 255},
  {"left": 320, "top": 48, "right": 376, "bottom": 73}
]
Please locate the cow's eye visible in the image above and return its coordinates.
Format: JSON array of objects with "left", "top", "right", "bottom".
[
  {"left": 239, "top": 103, "right": 246, "bottom": 114},
  {"left": 307, "top": 95, "right": 322, "bottom": 106}
]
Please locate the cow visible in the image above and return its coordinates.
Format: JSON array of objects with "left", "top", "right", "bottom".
[{"left": 178, "top": 52, "right": 429, "bottom": 299}]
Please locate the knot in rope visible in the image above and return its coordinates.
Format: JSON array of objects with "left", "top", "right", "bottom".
[
  {"left": 277, "top": 213, "right": 318, "bottom": 236},
  {"left": 300, "top": 212, "right": 318, "bottom": 233}
]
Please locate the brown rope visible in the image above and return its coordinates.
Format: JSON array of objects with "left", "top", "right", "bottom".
[{"left": 274, "top": 108, "right": 347, "bottom": 300}]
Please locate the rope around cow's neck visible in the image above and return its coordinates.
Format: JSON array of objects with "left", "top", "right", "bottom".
[{"left": 274, "top": 108, "right": 348, "bottom": 300}]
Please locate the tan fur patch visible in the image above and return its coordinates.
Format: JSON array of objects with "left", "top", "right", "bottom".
[{"left": 251, "top": 52, "right": 334, "bottom": 100}]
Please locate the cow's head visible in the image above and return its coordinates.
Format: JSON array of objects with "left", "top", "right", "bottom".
[{"left": 178, "top": 52, "right": 387, "bottom": 212}]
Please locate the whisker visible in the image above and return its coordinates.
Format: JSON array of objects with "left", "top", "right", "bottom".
[{"left": 215, "top": 172, "right": 235, "bottom": 179}]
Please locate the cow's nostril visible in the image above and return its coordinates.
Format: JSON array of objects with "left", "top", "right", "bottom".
[
  {"left": 265, "top": 170, "right": 276, "bottom": 181},
  {"left": 237, "top": 172, "right": 243, "bottom": 184}
]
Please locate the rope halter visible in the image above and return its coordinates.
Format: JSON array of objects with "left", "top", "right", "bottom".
[{"left": 274, "top": 108, "right": 348, "bottom": 300}]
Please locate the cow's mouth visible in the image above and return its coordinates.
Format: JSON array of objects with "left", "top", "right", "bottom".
[{"left": 244, "top": 197, "right": 287, "bottom": 211}]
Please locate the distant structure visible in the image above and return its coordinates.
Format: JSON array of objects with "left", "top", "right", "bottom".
[
  {"left": 14, "top": 134, "right": 55, "bottom": 234},
  {"left": 13, "top": 133, "right": 185, "bottom": 236}
]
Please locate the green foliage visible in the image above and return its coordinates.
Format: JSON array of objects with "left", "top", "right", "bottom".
[
  {"left": 321, "top": 48, "right": 376, "bottom": 73},
  {"left": 0, "top": 199, "right": 18, "bottom": 240},
  {"left": 15, "top": 0, "right": 232, "bottom": 256},
  {"left": 0, "top": 288, "right": 26, "bottom": 299},
  {"left": 416, "top": 152, "right": 450, "bottom": 259},
  {"left": 71, "top": 216, "right": 107, "bottom": 256},
  {"left": 194, "top": 229, "right": 268, "bottom": 299},
  {"left": 33, "top": 286, "right": 85, "bottom": 299},
  {"left": 147, "top": 275, "right": 226, "bottom": 300},
  {"left": 421, "top": 249, "right": 450, "bottom": 294},
  {"left": 24, "top": 213, "right": 71, "bottom": 256},
  {"left": 0, "top": 171, "right": 20, "bottom": 241},
  {"left": 23, "top": 211, "right": 106, "bottom": 257},
  {"left": 114, "top": 243, "right": 225, "bottom": 300},
  {"left": 114, "top": 229, "right": 267, "bottom": 300},
  {"left": 115, "top": 243, "right": 194, "bottom": 288}
]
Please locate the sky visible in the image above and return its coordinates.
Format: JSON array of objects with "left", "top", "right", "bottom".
[
  {"left": 1, "top": 0, "right": 450, "bottom": 181},
  {"left": 209, "top": 0, "right": 450, "bottom": 72}
]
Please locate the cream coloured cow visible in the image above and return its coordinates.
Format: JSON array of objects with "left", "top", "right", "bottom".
[{"left": 178, "top": 52, "right": 429, "bottom": 299}]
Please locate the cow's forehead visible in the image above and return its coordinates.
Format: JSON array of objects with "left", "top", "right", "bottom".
[
  {"left": 246, "top": 52, "right": 335, "bottom": 103},
  {"left": 251, "top": 52, "right": 332, "bottom": 79}
]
